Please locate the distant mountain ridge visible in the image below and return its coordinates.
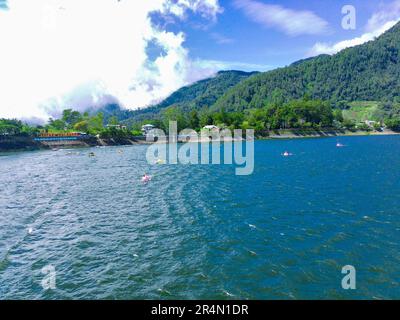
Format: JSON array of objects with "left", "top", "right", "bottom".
[
  {"left": 98, "top": 21, "right": 400, "bottom": 124},
  {"left": 93, "top": 70, "right": 257, "bottom": 124},
  {"left": 121, "top": 70, "right": 258, "bottom": 124}
]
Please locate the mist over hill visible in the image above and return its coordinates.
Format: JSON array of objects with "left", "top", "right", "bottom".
[{"left": 95, "top": 70, "right": 258, "bottom": 124}]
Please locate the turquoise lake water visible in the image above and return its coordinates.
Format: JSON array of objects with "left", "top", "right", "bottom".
[{"left": 0, "top": 135, "right": 399, "bottom": 299}]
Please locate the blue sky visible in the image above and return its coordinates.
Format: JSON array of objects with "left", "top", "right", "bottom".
[{"left": 162, "top": 0, "right": 400, "bottom": 71}]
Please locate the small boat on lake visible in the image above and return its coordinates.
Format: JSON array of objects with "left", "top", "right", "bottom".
[{"left": 141, "top": 174, "right": 151, "bottom": 183}]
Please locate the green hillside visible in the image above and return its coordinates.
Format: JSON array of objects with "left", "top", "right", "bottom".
[
  {"left": 212, "top": 22, "right": 400, "bottom": 112},
  {"left": 342, "top": 101, "right": 380, "bottom": 122},
  {"left": 122, "top": 70, "right": 257, "bottom": 125}
]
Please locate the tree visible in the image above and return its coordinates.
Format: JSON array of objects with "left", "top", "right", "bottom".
[
  {"left": 108, "top": 116, "right": 119, "bottom": 126},
  {"left": 188, "top": 110, "right": 200, "bottom": 130},
  {"left": 229, "top": 112, "right": 245, "bottom": 128},
  {"left": 342, "top": 119, "right": 356, "bottom": 130},
  {"left": 0, "top": 119, "right": 23, "bottom": 135},
  {"left": 100, "top": 127, "right": 130, "bottom": 139},
  {"left": 62, "top": 109, "right": 82, "bottom": 129},
  {"left": 199, "top": 111, "right": 213, "bottom": 128},
  {"left": 385, "top": 118, "right": 400, "bottom": 131},
  {"left": 333, "top": 109, "right": 344, "bottom": 122},
  {"left": 373, "top": 122, "right": 382, "bottom": 131},
  {"left": 48, "top": 118, "right": 66, "bottom": 131},
  {"left": 162, "top": 106, "right": 187, "bottom": 132},
  {"left": 0, "top": 119, "right": 40, "bottom": 136},
  {"left": 89, "top": 112, "right": 104, "bottom": 134},
  {"left": 73, "top": 120, "right": 89, "bottom": 132},
  {"left": 213, "top": 108, "right": 230, "bottom": 126},
  {"left": 357, "top": 123, "right": 372, "bottom": 132},
  {"left": 21, "top": 124, "right": 40, "bottom": 136}
]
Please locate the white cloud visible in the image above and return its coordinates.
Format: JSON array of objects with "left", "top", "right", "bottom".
[
  {"left": 165, "top": 0, "right": 222, "bottom": 22},
  {"left": 366, "top": 0, "right": 400, "bottom": 31},
  {"left": 308, "top": 0, "right": 400, "bottom": 57},
  {"left": 194, "top": 59, "right": 273, "bottom": 72},
  {"left": 308, "top": 20, "right": 399, "bottom": 56},
  {"left": 0, "top": 0, "right": 221, "bottom": 120},
  {"left": 233, "top": 0, "right": 330, "bottom": 36},
  {"left": 210, "top": 32, "right": 234, "bottom": 44}
]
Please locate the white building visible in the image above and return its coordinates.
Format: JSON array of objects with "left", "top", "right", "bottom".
[
  {"left": 365, "top": 120, "right": 377, "bottom": 127},
  {"left": 141, "top": 124, "right": 156, "bottom": 135},
  {"left": 202, "top": 125, "right": 220, "bottom": 131},
  {"left": 106, "top": 124, "right": 127, "bottom": 130}
]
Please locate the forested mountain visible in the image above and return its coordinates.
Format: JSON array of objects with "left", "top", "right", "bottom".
[
  {"left": 121, "top": 21, "right": 400, "bottom": 125},
  {"left": 120, "top": 70, "right": 257, "bottom": 124},
  {"left": 212, "top": 22, "right": 400, "bottom": 111},
  {"left": 90, "top": 21, "right": 400, "bottom": 129}
]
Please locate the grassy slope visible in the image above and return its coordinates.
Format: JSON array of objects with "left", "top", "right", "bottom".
[{"left": 342, "top": 101, "right": 380, "bottom": 122}]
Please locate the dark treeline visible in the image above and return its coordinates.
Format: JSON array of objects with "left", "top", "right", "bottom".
[
  {"left": 130, "top": 97, "right": 387, "bottom": 135},
  {"left": 0, "top": 109, "right": 136, "bottom": 139}
]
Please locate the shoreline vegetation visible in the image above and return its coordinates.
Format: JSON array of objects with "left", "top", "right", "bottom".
[
  {"left": 0, "top": 128, "right": 398, "bottom": 153},
  {"left": 1, "top": 97, "right": 400, "bottom": 152}
]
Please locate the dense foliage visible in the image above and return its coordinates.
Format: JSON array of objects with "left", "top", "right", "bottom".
[
  {"left": 0, "top": 119, "right": 39, "bottom": 136},
  {"left": 1, "top": 110, "right": 133, "bottom": 139},
  {"left": 120, "top": 70, "right": 257, "bottom": 125},
  {"left": 377, "top": 101, "right": 400, "bottom": 131},
  {"left": 213, "top": 22, "right": 400, "bottom": 111},
  {"left": 131, "top": 98, "right": 353, "bottom": 135}
]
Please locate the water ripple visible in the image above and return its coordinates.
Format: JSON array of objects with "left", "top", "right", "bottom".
[{"left": 1, "top": 136, "right": 400, "bottom": 299}]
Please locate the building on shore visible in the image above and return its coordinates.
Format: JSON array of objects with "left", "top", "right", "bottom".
[
  {"left": 141, "top": 124, "right": 156, "bottom": 135},
  {"left": 365, "top": 120, "right": 377, "bottom": 127},
  {"left": 106, "top": 124, "right": 127, "bottom": 130},
  {"left": 202, "top": 125, "right": 220, "bottom": 132}
]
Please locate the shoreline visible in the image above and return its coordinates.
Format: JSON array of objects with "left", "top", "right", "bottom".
[
  {"left": 261, "top": 129, "right": 400, "bottom": 140},
  {"left": 1, "top": 130, "right": 399, "bottom": 153}
]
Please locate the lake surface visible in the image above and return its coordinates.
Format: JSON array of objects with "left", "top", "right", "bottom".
[{"left": 1, "top": 135, "right": 400, "bottom": 299}]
